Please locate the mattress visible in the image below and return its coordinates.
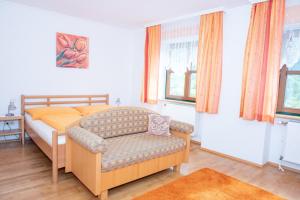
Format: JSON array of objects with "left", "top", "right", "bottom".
[{"left": 25, "top": 113, "right": 66, "bottom": 145}]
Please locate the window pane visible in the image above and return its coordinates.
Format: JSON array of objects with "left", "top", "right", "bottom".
[
  {"left": 189, "top": 73, "right": 196, "bottom": 98},
  {"left": 284, "top": 75, "right": 300, "bottom": 109},
  {"left": 169, "top": 73, "right": 185, "bottom": 96}
]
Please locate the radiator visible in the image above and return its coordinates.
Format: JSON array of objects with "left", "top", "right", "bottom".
[
  {"left": 160, "top": 102, "right": 196, "bottom": 136},
  {"left": 283, "top": 122, "right": 300, "bottom": 164},
  {"left": 161, "top": 103, "right": 195, "bottom": 124}
]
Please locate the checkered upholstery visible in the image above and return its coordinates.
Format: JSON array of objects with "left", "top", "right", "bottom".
[
  {"left": 101, "top": 132, "right": 186, "bottom": 172},
  {"left": 80, "top": 107, "right": 155, "bottom": 138}
]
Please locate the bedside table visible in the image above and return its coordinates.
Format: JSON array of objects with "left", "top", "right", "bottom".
[{"left": 0, "top": 115, "right": 24, "bottom": 145}]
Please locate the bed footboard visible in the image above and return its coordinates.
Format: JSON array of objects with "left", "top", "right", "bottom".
[{"left": 25, "top": 122, "right": 65, "bottom": 183}]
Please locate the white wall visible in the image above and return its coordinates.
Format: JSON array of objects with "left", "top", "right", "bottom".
[
  {"left": 130, "top": 29, "right": 145, "bottom": 106},
  {"left": 199, "top": 5, "right": 270, "bottom": 165},
  {"left": 0, "top": 1, "right": 136, "bottom": 115}
]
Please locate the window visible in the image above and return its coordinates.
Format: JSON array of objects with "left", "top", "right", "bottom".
[
  {"left": 159, "top": 18, "right": 199, "bottom": 102},
  {"left": 277, "top": 65, "right": 300, "bottom": 115},
  {"left": 277, "top": 5, "right": 300, "bottom": 115},
  {"left": 165, "top": 41, "right": 197, "bottom": 101}
]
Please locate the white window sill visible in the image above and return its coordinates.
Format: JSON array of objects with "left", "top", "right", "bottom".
[
  {"left": 159, "top": 99, "right": 195, "bottom": 107},
  {"left": 275, "top": 114, "right": 300, "bottom": 122}
]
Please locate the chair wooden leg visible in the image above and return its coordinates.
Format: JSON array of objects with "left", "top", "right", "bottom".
[
  {"left": 98, "top": 190, "right": 108, "bottom": 200},
  {"left": 52, "top": 131, "right": 58, "bottom": 183},
  {"left": 174, "top": 164, "right": 181, "bottom": 173}
]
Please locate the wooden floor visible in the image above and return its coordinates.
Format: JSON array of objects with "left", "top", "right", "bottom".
[{"left": 0, "top": 141, "right": 300, "bottom": 200}]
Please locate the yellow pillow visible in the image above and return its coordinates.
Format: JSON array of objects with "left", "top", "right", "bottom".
[
  {"left": 40, "top": 114, "right": 81, "bottom": 133},
  {"left": 74, "top": 105, "right": 110, "bottom": 116},
  {"left": 26, "top": 106, "right": 81, "bottom": 120}
]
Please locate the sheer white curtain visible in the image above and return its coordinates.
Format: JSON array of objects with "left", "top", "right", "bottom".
[
  {"left": 281, "top": 4, "right": 300, "bottom": 70},
  {"left": 282, "top": 28, "right": 300, "bottom": 69},
  {"left": 158, "top": 17, "right": 200, "bottom": 98}
]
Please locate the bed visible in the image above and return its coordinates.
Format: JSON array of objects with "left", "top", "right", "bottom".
[{"left": 21, "top": 94, "right": 110, "bottom": 183}]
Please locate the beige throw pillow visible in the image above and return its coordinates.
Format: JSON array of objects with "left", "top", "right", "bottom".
[{"left": 148, "top": 114, "right": 170, "bottom": 136}]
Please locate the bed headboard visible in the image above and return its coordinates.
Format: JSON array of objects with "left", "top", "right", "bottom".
[{"left": 21, "top": 94, "right": 109, "bottom": 115}]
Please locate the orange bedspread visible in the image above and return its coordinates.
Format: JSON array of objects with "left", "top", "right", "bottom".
[
  {"left": 40, "top": 114, "right": 81, "bottom": 133},
  {"left": 74, "top": 105, "right": 110, "bottom": 116}
]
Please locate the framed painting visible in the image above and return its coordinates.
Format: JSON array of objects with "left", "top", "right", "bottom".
[{"left": 56, "top": 32, "right": 89, "bottom": 68}]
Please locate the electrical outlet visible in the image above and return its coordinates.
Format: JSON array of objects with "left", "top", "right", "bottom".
[
  {"left": 1, "top": 121, "right": 16, "bottom": 131},
  {"left": 279, "top": 155, "right": 284, "bottom": 160},
  {"left": 5, "top": 121, "right": 14, "bottom": 125}
]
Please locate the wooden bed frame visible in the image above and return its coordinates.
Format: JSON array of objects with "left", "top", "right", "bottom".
[
  {"left": 21, "top": 94, "right": 109, "bottom": 183},
  {"left": 65, "top": 127, "right": 190, "bottom": 200}
]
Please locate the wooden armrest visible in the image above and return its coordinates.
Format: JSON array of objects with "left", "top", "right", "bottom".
[
  {"left": 68, "top": 126, "right": 107, "bottom": 154},
  {"left": 171, "top": 130, "right": 191, "bottom": 163},
  {"left": 65, "top": 135, "right": 102, "bottom": 196}
]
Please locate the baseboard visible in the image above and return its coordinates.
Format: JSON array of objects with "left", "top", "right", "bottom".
[
  {"left": 199, "top": 147, "right": 300, "bottom": 174},
  {"left": 266, "top": 161, "right": 300, "bottom": 174},
  {"left": 200, "top": 147, "right": 264, "bottom": 168}
]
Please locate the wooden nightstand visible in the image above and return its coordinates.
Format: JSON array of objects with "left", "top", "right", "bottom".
[{"left": 0, "top": 115, "right": 24, "bottom": 145}]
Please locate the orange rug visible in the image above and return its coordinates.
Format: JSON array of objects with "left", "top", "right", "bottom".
[{"left": 134, "top": 168, "right": 284, "bottom": 200}]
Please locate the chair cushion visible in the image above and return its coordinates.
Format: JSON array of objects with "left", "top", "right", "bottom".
[
  {"left": 101, "top": 132, "right": 186, "bottom": 172},
  {"left": 80, "top": 107, "right": 154, "bottom": 138}
]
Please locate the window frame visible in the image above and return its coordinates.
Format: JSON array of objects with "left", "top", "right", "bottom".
[
  {"left": 165, "top": 68, "right": 196, "bottom": 102},
  {"left": 277, "top": 64, "right": 300, "bottom": 115}
]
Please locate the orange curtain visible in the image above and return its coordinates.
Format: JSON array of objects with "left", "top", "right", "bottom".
[
  {"left": 196, "top": 12, "right": 223, "bottom": 113},
  {"left": 142, "top": 25, "right": 161, "bottom": 104},
  {"left": 240, "top": 0, "right": 285, "bottom": 123}
]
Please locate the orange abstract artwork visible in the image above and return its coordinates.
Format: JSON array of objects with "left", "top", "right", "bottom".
[{"left": 56, "top": 32, "right": 89, "bottom": 68}]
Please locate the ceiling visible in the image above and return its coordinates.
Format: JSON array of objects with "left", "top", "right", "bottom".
[{"left": 8, "top": 0, "right": 250, "bottom": 28}]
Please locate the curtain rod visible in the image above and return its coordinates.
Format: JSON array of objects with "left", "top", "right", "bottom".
[{"left": 144, "top": 7, "right": 224, "bottom": 28}]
